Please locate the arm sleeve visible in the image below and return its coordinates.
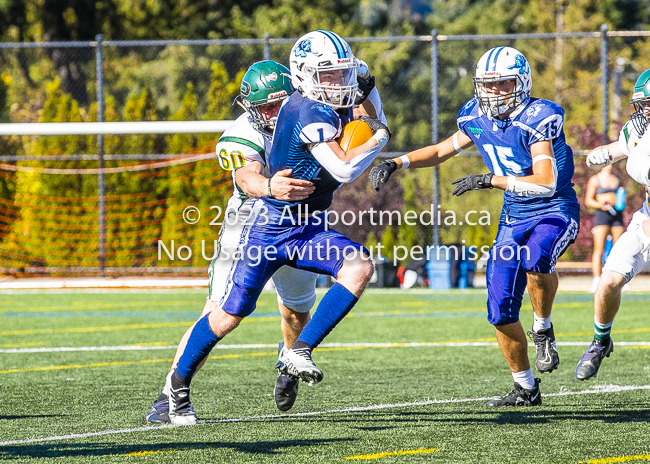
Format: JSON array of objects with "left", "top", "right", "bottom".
[
  {"left": 310, "top": 142, "right": 382, "bottom": 183},
  {"left": 505, "top": 156, "right": 558, "bottom": 198}
]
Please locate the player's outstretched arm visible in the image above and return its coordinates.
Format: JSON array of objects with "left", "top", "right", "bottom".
[
  {"left": 369, "top": 130, "right": 472, "bottom": 192},
  {"left": 235, "top": 161, "right": 315, "bottom": 201},
  {"left": 586, "top": 141, "right": 626, "bottom": 169}
]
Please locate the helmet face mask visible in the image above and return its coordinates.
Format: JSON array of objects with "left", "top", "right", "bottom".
[
  {"left": 237, "top": 60, "right": 294, "bottom": 139},
  {"left": 290, "top": 30, "right": 359, "bottom": 108},
  {"left": 473, "top": 47, "right": 532, "bottom": 118},
  {"left": 630, "top": 69, "right": 650, "bottom": 136},
  {"left": 474, "top": 78, "right": 518, "bottom": 117},
  {"left": 242, "top": 98, "right": 284, "bottom": 137}
]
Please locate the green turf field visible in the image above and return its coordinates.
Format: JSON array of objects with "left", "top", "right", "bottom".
[{"left": 2, "top": 288, "right": 650, "bottom": 463}]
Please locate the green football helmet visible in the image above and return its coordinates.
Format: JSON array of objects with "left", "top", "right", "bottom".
[
  {"left": 630, "top": 69, "right": 650, "bottom": 136},
  {"left": 236, "top": 60, "right": 294, "bottom": 139}
]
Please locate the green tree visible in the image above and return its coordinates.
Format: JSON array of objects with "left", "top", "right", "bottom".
[
  {"left": 365, "top": 230, "right": 379, "bottom": 258},
  {"left": 381, "top": 225, "right": 397, "bottom": 263}
]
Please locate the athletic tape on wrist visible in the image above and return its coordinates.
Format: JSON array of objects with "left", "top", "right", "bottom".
[{"left": 398, "top": 155, "right": 410, "bottom": 169}]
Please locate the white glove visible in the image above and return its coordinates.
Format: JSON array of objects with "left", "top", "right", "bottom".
[
  {"left": 586, "top": 148, "right": 613, "bottom": 168},
  {"left": 357, "top": 59, "right": 370, "bottom": 80}
]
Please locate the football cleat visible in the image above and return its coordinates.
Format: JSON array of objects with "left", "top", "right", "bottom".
[
  {"left": 166, "top": 369, "right": 198, "bottom": 426},
  {"left": 274, "top": 372, "right": 300, "bottom": 411},
  {"left": 528, "top": 325, "right": 560, "bottom": 373},
  {"left": 575, "top": 337, "right": 614, "bottom": 381},
  {"left": 145, "top": 391, "right": 170, "bottom": 424},
  {"left": 274, "top": 343, "right": 300, "bottom": 411},
  {"left": 276, "top": 346, "right": 323, "bottom": 386},
  {"left": 486, "top": 378, "right": 542, "bottom": 407}
]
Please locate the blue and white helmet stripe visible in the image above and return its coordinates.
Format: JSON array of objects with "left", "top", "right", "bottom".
[
  {"left": 485, "top": 47, "right": 497, "bottom": 71},
  {"left": 317, "top": 30, "right": 347, "bottom": 59},
  {"left": 490, "top": 46, "right": 506, "bottom": 71}
]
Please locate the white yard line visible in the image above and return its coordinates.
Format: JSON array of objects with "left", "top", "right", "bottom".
[
  {"left": 3, "top": 341, "right": 650, "bottom": 354},
  {"left": 1, "top": 383, "right": 649, "bottom": 447}
]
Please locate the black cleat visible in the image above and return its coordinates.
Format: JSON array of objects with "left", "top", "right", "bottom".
[
  {"left": 576, "top": 338, "right": 614, "bottom": 380},
  {"left": 528, "top": 325, "right": 560, "bottom": 373},
  {"left": 486, "top": 378, "right": 542, "bottom": 407},
  {"left": 274, "top": 342, "right": 300, "bottom": 411},
  {"left": 274, "top": 372, "right": 300, "bottom": 411},
  {"left": 145, "top": 391, "right": 170, "bottom": 424}
]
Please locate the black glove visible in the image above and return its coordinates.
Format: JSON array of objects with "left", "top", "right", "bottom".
[
  {"left": 359, "top": 115, "right": 391, "bottom": 140},
  {"left": 451, "top": 174, "right": 493, "bottom": 196},
  {"left": 369, "top": 160, "right": 398, "bottom": 192},
  {"left": 355, "top": 74, "right": 376, "bottom": 105}
]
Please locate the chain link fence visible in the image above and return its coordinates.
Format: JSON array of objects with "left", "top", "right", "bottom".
[
  {"left": 0, "top": 28, "right": 649, "bottom": 274},
  {"left": 2, "top": 30, "right": 648, "bottom": 154}
]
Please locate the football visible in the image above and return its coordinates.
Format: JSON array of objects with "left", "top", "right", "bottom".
[{"left": 337, "top": 120, "right": 374, "bottom": 152}]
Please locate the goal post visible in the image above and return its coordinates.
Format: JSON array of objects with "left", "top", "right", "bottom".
[
  {"left": 0, "top": 120, "right": 237, "bottom": 278},
  {"left": 0, "top": 120, "right": 236, "bottom": 135}
]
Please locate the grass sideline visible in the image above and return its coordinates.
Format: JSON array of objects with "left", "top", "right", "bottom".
[{"left": 1, "top": 289, "right": 650, "bottom": 463}]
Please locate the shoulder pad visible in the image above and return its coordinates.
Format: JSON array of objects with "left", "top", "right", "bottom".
[
  {"left": 522, "top": 99, "right": 563, "bottom": 124},
  {"left": 457, "top": 98, "right": 479, "bottom": 119}
]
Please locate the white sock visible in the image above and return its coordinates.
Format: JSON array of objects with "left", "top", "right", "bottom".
[
  {"left": 512, "top": 369, "right": 536, "bottom": 390},
  {"left": 533, "top": 315, "right": 552, "bottom": 332}
]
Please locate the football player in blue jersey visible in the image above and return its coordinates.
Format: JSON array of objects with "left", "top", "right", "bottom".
[
  {"left": 370, "top": 47, "right": 580, "bottom": 407},
  {"left": 165, "top": 30, "right": 390, "bottom": 424},
  {"left": 146, "top": 61, "right": 321, "bottom": 425}
]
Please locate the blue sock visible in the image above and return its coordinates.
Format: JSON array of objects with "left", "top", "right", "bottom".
[
  {"left": 296, "top": 283, "right": 358, "bottom": 349},
  {"left": 176, "top": 314, "right": 219, "bottom": 383}
]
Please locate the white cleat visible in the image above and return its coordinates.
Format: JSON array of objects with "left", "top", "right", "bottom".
[
  {"left": 166, "top": 370, "right": 198, "bottom": 426},
  {"left": 276, "top": 347, "right": 323, "bottom": 386}
]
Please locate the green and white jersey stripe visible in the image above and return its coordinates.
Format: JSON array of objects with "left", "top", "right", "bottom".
[
  {"left": 216, "top": 113, "right": 271, "bottom": 205},
  {"left": 618, "top": 120, "right": 642, "bottom": 157}
]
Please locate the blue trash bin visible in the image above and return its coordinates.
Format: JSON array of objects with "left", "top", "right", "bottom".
[
  {"left": 458, "top": 259, "right": 476, "bottom": 289},
  {"left": 426, "top": 247, "right": 451, "bottom": 289}
]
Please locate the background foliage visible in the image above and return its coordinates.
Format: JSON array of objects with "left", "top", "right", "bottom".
[{"left": 1, "top": 0, "right": 650, "bottom": 270}]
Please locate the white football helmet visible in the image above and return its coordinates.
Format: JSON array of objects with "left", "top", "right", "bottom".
[
  {"left": 474, "top": 47, "right": 532, "bottom": 118},
  {"left": 289, "top": 30, "right": 358, "bottom": 108}
]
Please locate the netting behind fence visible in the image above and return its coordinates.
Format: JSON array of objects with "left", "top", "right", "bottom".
[{"left": 0, "top": 154, "right": 231, "bottom": 276}]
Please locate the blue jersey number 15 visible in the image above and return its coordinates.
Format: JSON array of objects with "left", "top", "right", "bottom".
[{"left": 482, "top": 144, "right": 524, "bottom": 176}]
